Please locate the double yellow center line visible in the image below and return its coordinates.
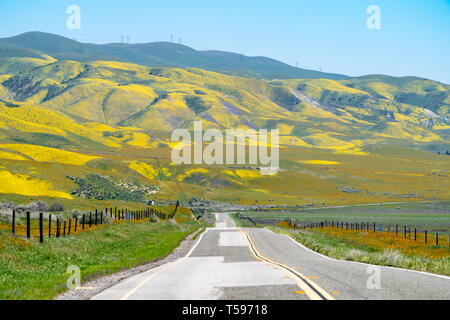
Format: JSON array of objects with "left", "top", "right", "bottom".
[{"left": 238, "top": 228, "right": 335, "bottom": 301}]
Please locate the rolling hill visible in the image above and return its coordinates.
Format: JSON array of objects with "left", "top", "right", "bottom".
[
  {"left": 0, "top": 32, "right": 348, "bottom": 80},
  {"left": 0, "top": 32, "right": 448, "bottom": 206}
]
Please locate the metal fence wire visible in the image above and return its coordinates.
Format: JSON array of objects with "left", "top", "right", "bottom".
[{"left": 2, "top": 205, "right": 181, "bottom": 243}]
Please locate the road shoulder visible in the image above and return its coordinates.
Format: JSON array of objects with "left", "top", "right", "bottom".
[{"left": 55, "top": 227, "right": 204, "bottom": 300}]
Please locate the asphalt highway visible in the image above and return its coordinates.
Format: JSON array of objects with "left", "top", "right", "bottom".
[{"left": 92, "top": 213, "right": 450, "bottom": 300}]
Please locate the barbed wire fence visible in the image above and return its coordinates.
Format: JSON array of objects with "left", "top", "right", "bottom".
[{"left": 3, "top": 204, "right": 182, "bottom": 243}]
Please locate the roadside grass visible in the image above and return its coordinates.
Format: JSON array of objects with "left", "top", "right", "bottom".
[
  {"left": 268, "top": 226, "right": 450, "bottom": 276},
  {"left": 244, "top": 201, "right": 450, "bottom": 232},
  {"left": 0, "top": 219, "right": 201, "bottom": 300},
  {"left": 229, "top": 212, "right": 255, "bottom": 228},
  {"left": 191, "top": 227, "right": 206, "bottom": 241},
  {"left": 315, "top": 227, "right": 449, "bottom": 258}
]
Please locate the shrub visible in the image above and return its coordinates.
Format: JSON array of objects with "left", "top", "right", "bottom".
[
  {"left": 150, "top": 214, "right": 159, "bottom": 223},
  {"left": 49, "top": 203, "right": 64, "bottom": 212},
  {"left": 184, "top": 96, "right": 211, "bottom": 115},
  {"left": 69, "top": 174, "right": 152, "bottom": 202},
  {"left": 0, "top": 200, "right": 15, "bottom": 211},
  {"left": 70, "top": 209, "right": 113, "bottom": 225},
  {"left": 15, "top": 200, "right": 49, "bottom": 213},
  {"left": 0, "top": 210, "right": 14, "bottom": 224},
  {"left": 345, "top": 249, "right": 367, "bottom": 261},
  {"left": 379, "top": 249, "right": 404, "bottom": 266},
  {"left": 269, "top": 86, "right": 301, "bottom": 111}
]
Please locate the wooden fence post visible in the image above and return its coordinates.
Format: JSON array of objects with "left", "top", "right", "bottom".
[
  {"left": 68, "top": 219, "right": 72, "bottom": 236},
  {"left": 95, "top": 210, "right": 98, "bottom": 226},
  {"left": 12, "top": 210, "right": 15, "bottom": 235},
  {"left": 425, "top": 230, "right": 427, "bottom": 243},
  {"left": 414, "top": 228, "right": 417, "bottom": 241},
  {"left": 49, "top": 214, "right": 52, "bottom": 238},
  {"left": 75, "top": 217, "right": 78, "bottom": 233},
  {"left": 89, "top": 212, "right": 92, "bottom": 228},
  {"left": 39, "top": 212, "right": 43, "bottom": 243},
  {"left": 100, "top": 211, "right": 103, "bottom": 225},
  {"left": 396, "top": 225, "right": 398, "bottom": 236},
  {"left": 56, "top": 219, "right": 60, "bottom": 238},
  {"left": 26, "top": 212, "right": 31, "bottom": 240},
  {"left": 82, "top": 214, "right": 85, "bottom": 230},
  {"left": 63, "top": 221, "right": 66, "bottom": 237},
  {"left": 436, "top": 233, "right": 438, "bottom": 246}
]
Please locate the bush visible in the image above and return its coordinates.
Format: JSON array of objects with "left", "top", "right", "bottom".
[
  {"left": 15, "top": 200, "right": 49, "bottom": 213},
  {"left": 69, "top": 174, "right": 155, "bottom": 202},
  {"left": 150, "top": 214, "right": 159, "bottom": 223},
  {"left": 70, "top": 209, "right": 113, "bottom": 225},
  {"left": 345, "top": 249, "right": 366, "bottom": 261},
  {"left": 0, "top": 210, "right": 15, "bottom": 224},
  {"left": 49, "top": 203, "right": 64, "bottom": 212},
  {"left": 184, "top": 96, "right": 211, "bottom": 115},
  {"left": 269, "top": 86, "right": 301, "bottom": 111},
  {"left": 379, "top": 249, "right": 404, "bottom": 266},
  {"left": 0, "top": 200, "right": 15, "bottom": 211}
]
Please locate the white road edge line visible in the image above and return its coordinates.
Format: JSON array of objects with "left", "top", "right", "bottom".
[
  {"left": 263, "top": 228, "right": 450, "bottom": 281},
  {"left": 119, "top": 228, "right": 212, "bottom": 300}
]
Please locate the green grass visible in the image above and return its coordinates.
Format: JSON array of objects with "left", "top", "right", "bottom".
[
  {"left": 191, "top": 227, "right": 206, "bottom": 241},
  {"left": 242, "top": 201, "right": 450, "bottom": 232},
  {"left": 268, "top": 226, "right": 450, "bottom": 276},
  {"left": 229, "top": 212, "right": 255, "bottom": 228},
  {"left": 0, "top": 219, "right": 201, "bottom": 300}
]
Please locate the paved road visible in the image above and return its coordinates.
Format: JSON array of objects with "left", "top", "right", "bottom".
[{"left": 92, "top": 213, "right": 450, "bottom": 300}]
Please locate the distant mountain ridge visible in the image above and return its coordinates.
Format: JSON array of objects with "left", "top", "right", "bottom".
[
  {"left": 0, "top": 31, "right": 349, "bottom": 80},
  {"left": 0, "top": 32, "right": 449, "bottom": 205}
]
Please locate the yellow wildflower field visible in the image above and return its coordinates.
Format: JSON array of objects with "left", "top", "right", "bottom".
[
  {"left": 0, "top": 144, "right": 98, "bottom": 166},
  {"left": 0, "top": 170, "right": 72, "bottom": 199}
]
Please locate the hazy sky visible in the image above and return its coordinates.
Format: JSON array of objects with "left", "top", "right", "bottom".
[{"left": 0, "top": 0, "right": 449, "bottom": 83}]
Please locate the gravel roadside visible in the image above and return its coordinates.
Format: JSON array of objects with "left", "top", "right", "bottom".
[{"left": 55, "top": 228, "right": 205, "bottom": 300}]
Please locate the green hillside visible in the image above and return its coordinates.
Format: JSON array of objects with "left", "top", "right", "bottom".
[
  {"left": 0, "top": 33, "right": 448, "bottom": 207},
  {"left": 0, "top": 32, "right": 348, "bottom": 80}
]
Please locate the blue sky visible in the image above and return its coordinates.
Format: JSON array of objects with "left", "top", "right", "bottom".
[{"left": 0, "top": 0, "right": 449, "bottom": 83}]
